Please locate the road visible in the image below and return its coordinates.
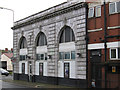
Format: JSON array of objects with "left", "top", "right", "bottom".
[{"left": 0, "top": 75, "right": 28, "bottom": 88}]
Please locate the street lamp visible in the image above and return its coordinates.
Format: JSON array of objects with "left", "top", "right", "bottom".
[{"left": 0, "top": 7, "right": 14, "bottom": 25}]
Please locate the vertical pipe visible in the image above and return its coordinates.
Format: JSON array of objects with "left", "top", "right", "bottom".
[
  {"left": 103, "top": 0, "right": 107, "bottom": 88},
  {"left": 85, "top": 3, "right": 88, "bottom": 88}
]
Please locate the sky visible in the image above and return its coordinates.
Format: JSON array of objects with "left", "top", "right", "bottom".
[{"left": 0, "top": 0, "right": 67, "bottom": 50}]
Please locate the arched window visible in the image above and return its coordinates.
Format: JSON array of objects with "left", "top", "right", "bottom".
[
  {"left": 59, "top": 26, "right": 75, "bottom": 43},
  {"left": 20, "top": 37, "right": 27, "bottom": 49},
  {"left": 36, "top": 32, "right": 47, "bottom": 46}
]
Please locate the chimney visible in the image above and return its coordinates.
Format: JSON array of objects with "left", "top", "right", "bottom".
[{"left": 5, "top": 48, "right": 8, "bottom": 52}]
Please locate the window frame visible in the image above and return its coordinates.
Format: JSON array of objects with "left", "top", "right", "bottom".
[
  {"left": 109, "top": 1, "right": 120, "bottom": 14},
  {"left": 39, "top": 63, "right": 43, "bottom": 76},
  {"left": 88, "top": 7, "right": 94, "bottom": 18},
  {"left": 36, "top": 53, "right": 47, "bottom": 60},
  {"left": 110, "top": 48, "right": 120, "bottom": 60},
  {"left": 95, "top": 6, "right": 101, "bottom": 17}
]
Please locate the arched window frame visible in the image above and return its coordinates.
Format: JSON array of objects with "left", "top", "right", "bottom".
[
  {"left": 20, "top": 37, "right": 27, "bottom": 49},
  {"left": 36, "top": 32, "right": 47, "bottom": 46},
  {"left": 59, "top": 26, "right": 75, "bottom": 43}
]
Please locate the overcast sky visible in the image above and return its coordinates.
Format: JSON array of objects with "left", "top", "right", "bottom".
[{"left": 0, "top": 0, "right": 67, "bottom": 50}]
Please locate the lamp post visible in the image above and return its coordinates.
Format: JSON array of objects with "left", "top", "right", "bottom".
[
  {"left": 0, "top": 7, "right": 14, "bottom": 25},
  {"left": 0, "top": 7, "right": 15, "bottom": 80}
]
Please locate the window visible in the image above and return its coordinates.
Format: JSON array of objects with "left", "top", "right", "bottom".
[
  {"left": 88, "top": 8, "right": 94, "bottom": 18},
  {"left": 37, "top": 32, "right": 47, "bottom": 46},
  {"left": 20, "top": 55, "right": 26, "bottom": 60},
  {"left": 59, "top": 26, "right": 75, "bottom": 43},
  {"left": 39, "top": 63, "right": 43, "bottom": 76},
  {"left": 64, "top": 52, "right": 70, "bottom": 59},
  {"left": 22, "top": 63, "right": 25, "bottom": 74},
  {"left": 59, "top": 51, "right": 75, "bottom": 60},
  {"left": 109, "top": 1, "right": 120, "bottom": 14},
  {"left": 64, "top": 63, "right": 69, "bottom": 78},
  {"left": 96, "top": 6, "right": 101, "bottom": 17},
  {"left": 20, "top": 37, "right": 27, "bottom": 49},
  {"left": 117, "top": 1, "right": 120, "bottom": 12},
  {"left": 71, "top": 51, "right": 75, "bottom": 59},
  {"left": 110, "top": 48, "right": 120, "bottom": 59},
  {"left": 36, "top": 53, "right": 47, "bottom": 60}
]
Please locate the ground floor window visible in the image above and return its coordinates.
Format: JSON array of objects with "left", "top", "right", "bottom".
[
  {"left": 110, "top": 48, "right": 120, "bottom": 60},
  {"left": 59, "top": 51, "right": 75, "bottom": 60},
  {"left": 22, "top": 63, "right": 25, "bottom": 74},
  {"left": 39, "top": 63, "right": 43, "bottom": 76},
  {"left": 36, "top": 53, "right": 47, "bottom": 60},
  {"left": 64, "top": 63, "right": 69, "bottom": 78},
  {"left": 20, "top": 55, "right": 26, "bottom": 60}
]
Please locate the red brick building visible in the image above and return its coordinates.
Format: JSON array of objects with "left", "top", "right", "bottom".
[{"left": 87, "top": 1, "right": 120, "bottom": 88}]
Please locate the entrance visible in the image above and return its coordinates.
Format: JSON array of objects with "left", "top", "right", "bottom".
[
  {"left": 29, "top": 61, "right": 32, "bottom": 82},
  {"left": 90, "top": 50, "right": 102, "bottom": 88}
]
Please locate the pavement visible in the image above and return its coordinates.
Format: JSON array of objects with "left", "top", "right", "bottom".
[{"left": 2, "top": 75, "right": 74, "bottom": 88}]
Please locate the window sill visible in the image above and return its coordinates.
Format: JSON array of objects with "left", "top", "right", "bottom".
[{"left": 109, "top": 12, "right": 120, "bottom": 16}]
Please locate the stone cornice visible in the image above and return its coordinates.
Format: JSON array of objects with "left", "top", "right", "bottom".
[{"left": 12, "top": 2, "right": 86, "bottom": 30}]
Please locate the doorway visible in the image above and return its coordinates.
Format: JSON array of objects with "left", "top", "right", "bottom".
[
  {"left": 29, "top": 61, "right": 32, "bottom": 82},
  {"left": 90, "top": 50, "right": 102, "bottom": 88}
]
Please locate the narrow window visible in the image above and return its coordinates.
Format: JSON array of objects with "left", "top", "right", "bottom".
[
  {"left": 111, "top": 49, "right": 116, "bottom": 59},
  {"left": 64, "top": 63, "right": 69, "bottom": 78},
  {"left": 117, "top": 1, "right": 120, "bottom": 12},
  {"left": 39, "top": 63, "right": 43, "bottom": 76},
  {"left": 45, "top": 53, "right": 47, "bottom": 60},
  {"left": 118, "top": 48, "right": 120, "bottom": 58},
  {"left": 88, "top": 7, "right": 94, "bottom": 18},
  {"left": 59, "top": 52, "right": 64, "bottom": 60},
  {"left": 22, "top": 63, "right": 25, "bottom": 74},
  {"left": 20, "top": 37, "right": 27, "bottom": 49},
  {"left": 96, "top": 6, "right": 101, "bottom": 17},
  {"left": 64, "top": 52, "right": 70, "bottom": 59},
  {"left": 109, "top": 2, "right": 116, "bottom": 14},
  {"left": 71, "top": 51, "right": 75, "bottom": 59}
]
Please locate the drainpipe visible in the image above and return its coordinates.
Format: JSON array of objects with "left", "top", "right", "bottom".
[
  {"left": 85, "top": 3, "right": 88, "bottom": 88},
  {"left": 103, "top": 0, "right": 107, "bottom": 88}
]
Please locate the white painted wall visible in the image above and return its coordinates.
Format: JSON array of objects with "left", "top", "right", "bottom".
[
  {"left": 59, "top": 42, "right": 75, "bottom": 52},
  {"left": 1, "top": 54, "right": 13, "bottom": 71},
  {"left": 88, "top": 41, "right": 120, "bottom": 50},
  {"left": 19, "top": 48, "right": 27, "bottom": 55},
  {"left": 35, "top": 61, "right": 48, "bottom": 76},
  {"left": 19, "top": 61, "right": 28, "bottom": 74},
  {"left": 58, "top": 60, "right": 76, "bottom": 78},
  {"left": 36, "top": 46, "right": 47, "bottom": 54}
]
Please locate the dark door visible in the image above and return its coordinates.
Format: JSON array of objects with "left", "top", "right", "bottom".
[
  {"left": 2, "top": 61, "right": 7, "bottom": 69},
  {"left": 90, "top": 50, "right": 102, "bottom": 88}
]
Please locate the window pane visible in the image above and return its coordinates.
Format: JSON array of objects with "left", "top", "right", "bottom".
[
  {"left": 64, "top": 63, "right": 69, "bottom": 78},
  {"left": 65, "top": 52, "right": 70, "bottom": 59},
  {"left": 118, "top": 48, "right": 120, "bottom": 58},
  {"left": 88, "top": 8, "right": 94, "bottom": 18},
  {"left": 20, "top": 55, "right": 26, "bottom": 60},
  {"left": 45, "top": 53, "right": 47, "bottom": 60},
  {"left": 65, "top": 27, "right": 70, "bottom": 42},
  {"left": 59, "top": 31, "right": 64, "bottom": 43},
  {"left": 59, "top": 52, "right": 64, "bottom": 60},
  {"left": 39, "top": 63, "right": 43, "bottom": 76},
  {"left": 22, "top": 63, "right": 25, "bottom": 74},
  {"left": 111, "top": 49, "right": 116, "bottom": 58},
  {"left": 40, "top": 54, "right": 44, "bottom": 60},
  {"left": 71, "top": 51, "right": 75, "bottom": 59},
  {"left": 109, "top": 3, "right": 115, "bottom": 14},
  {"left": 117, "top": 1, "right": 120, "bottom": 12},
  {"left": 72, "top": 30, "right": 75, "bottom": 41},
  {"left": 96, "top": 6, "right": 101, "bottom": 17}
]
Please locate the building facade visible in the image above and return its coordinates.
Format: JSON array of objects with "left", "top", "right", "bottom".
[
  {"left": 12, "top": 1, "right": 88, "bottom": 87},
  {"left": 87, "top": 1, "right": 120, "bottom": 88},
  {"left": 1, "top": 53, "right": 13, "bottom": 71}
]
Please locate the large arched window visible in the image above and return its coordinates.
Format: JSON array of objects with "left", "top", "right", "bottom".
[
  {"left": 36, "top": 32, "right": 47, "bottom": 46},
  {"left": 59, "top": 26, "right": 75, "bottom": 43},
  {"left": 20, "top": 37, "right": 27, "bottom": 49}
]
